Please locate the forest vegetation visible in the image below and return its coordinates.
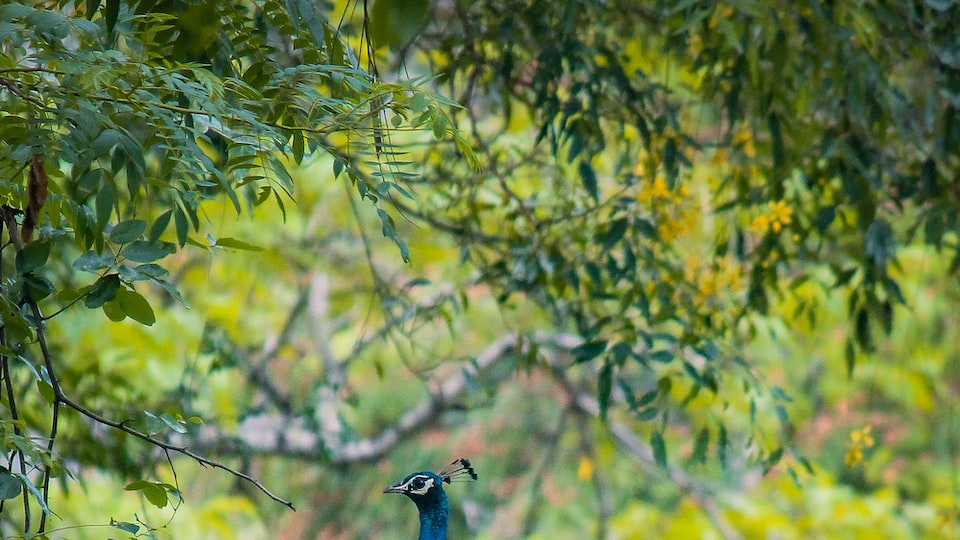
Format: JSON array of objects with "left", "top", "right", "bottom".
[{"left": 0, "top": 0, "right": 959, "bottom": 538}]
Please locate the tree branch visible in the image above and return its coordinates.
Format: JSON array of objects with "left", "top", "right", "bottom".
[
  {"left": 186, "top": 331, "right": 743, "bottom": 537},
  {"left": 0, "top": 207, "right": 295, "bottom": 512}
]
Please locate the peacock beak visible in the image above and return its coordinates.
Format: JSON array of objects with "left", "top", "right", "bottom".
[{"left": 383, "top": 482, "right": 405, "bottom": 494}]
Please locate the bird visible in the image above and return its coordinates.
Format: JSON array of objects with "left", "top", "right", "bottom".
[{"left": 384, "top": 458, "right": 477, "bottom": 540}]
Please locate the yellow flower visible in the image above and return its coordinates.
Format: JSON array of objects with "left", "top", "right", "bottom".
[
  {"left": 753, "top": 200, "right": 793, "bottom": 235},
  {"left": 844, "top": 448, "right": 863, "bottom": 466},
  {"left": 769, "top": 200, "right": 793, "bottom": 227},
  {"left": 851, "top": 425, "right": 874, "bottom": 447},
  {"left": 845, "top": 425, "right": 875, "bottom": 467},
  {"left": 650, "top": 176, "right": 670, "bottom": 198},
  {"left": 732, "top": 129, "right": 756, "bottom": 157},
  {"left": 751, "top": 214, "right": 770, "bottom": 233},
  {"left": 578, "top": 457, "right": 594, "bottom": 480}
]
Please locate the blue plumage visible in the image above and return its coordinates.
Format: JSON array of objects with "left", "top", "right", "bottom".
[{"left": 384, "top": 458, "right": 477, "bottom": 540}]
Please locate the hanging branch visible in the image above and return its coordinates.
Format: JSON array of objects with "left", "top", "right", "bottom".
[
  {"left": 0, "top": 207, "right": 296, "bottom": 513},
  {"left": 0, "top": 215, "right": 32, "bottom": 533}
]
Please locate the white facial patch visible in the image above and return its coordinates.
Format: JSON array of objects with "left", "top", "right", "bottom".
[{"left": 402, "top": 474, "right": 435, "bottom": 496}]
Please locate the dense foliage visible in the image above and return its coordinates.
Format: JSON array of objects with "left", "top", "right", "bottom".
[{"left": 0, "top": 0, "right": 958, "bottom": 538}]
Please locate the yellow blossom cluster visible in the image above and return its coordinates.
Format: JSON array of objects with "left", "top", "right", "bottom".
[
  {"left": 844, "top": 425, "right": 875, "bottom": 466},
  {"left": 685, "top": 255, "right": 744, "bottom": 306},
  {"left": 751, "top": 200, "right": 793, "bottom": 234},
  {"left": 731, "top": 128, "right": 756, "bottom": 158},
  {"left": 635, "top": 176, "right": 696, "bottom": 242}
]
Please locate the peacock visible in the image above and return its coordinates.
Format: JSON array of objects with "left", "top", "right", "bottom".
[{"left": 384, "top": 458, "right": 477, "bottom": 540}]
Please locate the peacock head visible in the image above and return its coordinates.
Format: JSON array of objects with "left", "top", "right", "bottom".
[{"left": 383, "top": 458, "right": 477, "bottom": 507}]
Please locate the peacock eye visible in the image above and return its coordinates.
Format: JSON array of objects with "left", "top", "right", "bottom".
[{"left": 411, "top": 478, "right": 425, "bottom": 489}]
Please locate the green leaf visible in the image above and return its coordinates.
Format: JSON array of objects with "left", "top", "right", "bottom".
[
  {"left": 143, "top": 411, "right": 164, "bottom": 435},
  {"left": 598, "top": 362, "right": 612, "bottom": 419},
  {"left": 84, "top": 0, "right": 101, "bottom": 19},
  {"left": 111, "top": 520, "right": 140, "bottom": 534},
  {"left": 16, "top": 240, "right": 51, "bottom": 274},
  {"left": 214, "top": 237, "right": 264, "bottom": 251},
  {"left": 149, "top": 210, "right": 173, "bottom": 242},
  {"left": 0, "top": 470, "right": 22, "bottom": 500},
  {"left": 690, "top": 427, "right": 710, "bottom": 464},
  {"left": 647, "top": 349, "right": 673, "bottom": 363},
  {"left": 85, "top": 273, "right": 121, "bottom": 308},
  {"left": 651, "top": 431, "right": 667, "bottom": 469},
  {"left": 95, "top": 182, "right": 116, "bottom": 232},
  {"left": 122, "top": 240, "right": 174, "bottom": 263},
  {"left": 104, "top": 0, "right": 118, "bottom": 33},
  {"left": 150, "top": 277, "right": 189, "bottom": 307},
  {"left": 37, "top": 378, "right": 55, "bottom": 403},
  {"left": 159, "top": 412, "right": 187, "bottom": 434},
  {"left": 14, "top": 472, "right": 51, "bottom": 515},
  {"left": 125, "top": 480, "right": 169, "bottom": 509},
  {"left": 23, "top": 273, "right": 55, "bottom": 301},
  {"left": 597, "top": 218, "right": 628, "bottom": 250},
  {"left": 174, "top": 206, "right": 188, "bottom": 247},
  {"left": 763, "top": 447, "right": 784, "bottom": 474},
  {"left": 578, "top": 161, "right": 599, "bottom": 201},
  {"left": 718, "top": 423, "right": 728, "bottom": 467},
  {"left": 73, "top": 250, "right": 114, "bottom": 273},
  {"left": 292, "top": 131, "right": 304, "bottom": 164},
  {"left": 787, "top": 466, "right": 802, "bottom": 488},
  {"left": 636, "top": 389, "right": 658, "bottom": 407},
  {"left": 855, "top": 308, "right": 872, "bottom": 351},
  {"left": 865, "top": 218, "right": 895, "bottom": 268},
  {"left": 845, "top": 338, "right": 856, "bottom": 377},
  {"left": 102, "top": 299, "right": 126, "bottom": 321},
  {"left": 110, "top": 219, "right": 146, "bottom": 244},
  {"left": 571, "top": 340, "right": 607, "bottom": 363},
  {"left": 634, "top": 407, "right": 658, "bottom": 421},
  {"left": 369, "top": 0, "right": 430, "bottom": 49},
  {"left": 116, "top": 288, "right": 156, "bottom": 325}
]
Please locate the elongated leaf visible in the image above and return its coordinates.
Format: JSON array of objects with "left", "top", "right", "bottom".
[
  {"left": 149, "top": 210, "right": 172, "bottom": 242},
  {"left": 651, "top": 431, "right": 667, "bottom": 469},
  {"left": 159, "top": 412, "right": 187, "bottom": 433},
  {"left": 95, "top": 182, "right": 115, "bottom": 232},
  {"left": 14, "top": 473, "right": 51, "bottom": 515},
  {"left": 571, "top": 340, "right": 607, "bottom": 363},
  {"left": 214, "top": 237, "right": 264, "bottom": 251},
  {"left": 104, "top": 0, "right": 118, "bottom": 33},
  {"left": 578, "top": 161, "right": 599, "bottom": 201},
  {"left": 111, "top": 520, "right": 140, "bottom": 534},
  {"left": 597, "top": 218, "right": 628, "bottom": 250},
  {"left": 598, "top": 362, "right": 612, "bottom": 419},
  {"left": 690, "top": 427, "right": 709, "bottom": 464}
]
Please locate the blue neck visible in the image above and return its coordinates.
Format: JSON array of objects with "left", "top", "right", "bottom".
[{"left": 415, "top": 491, "right": 448, "bottom": 540}]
